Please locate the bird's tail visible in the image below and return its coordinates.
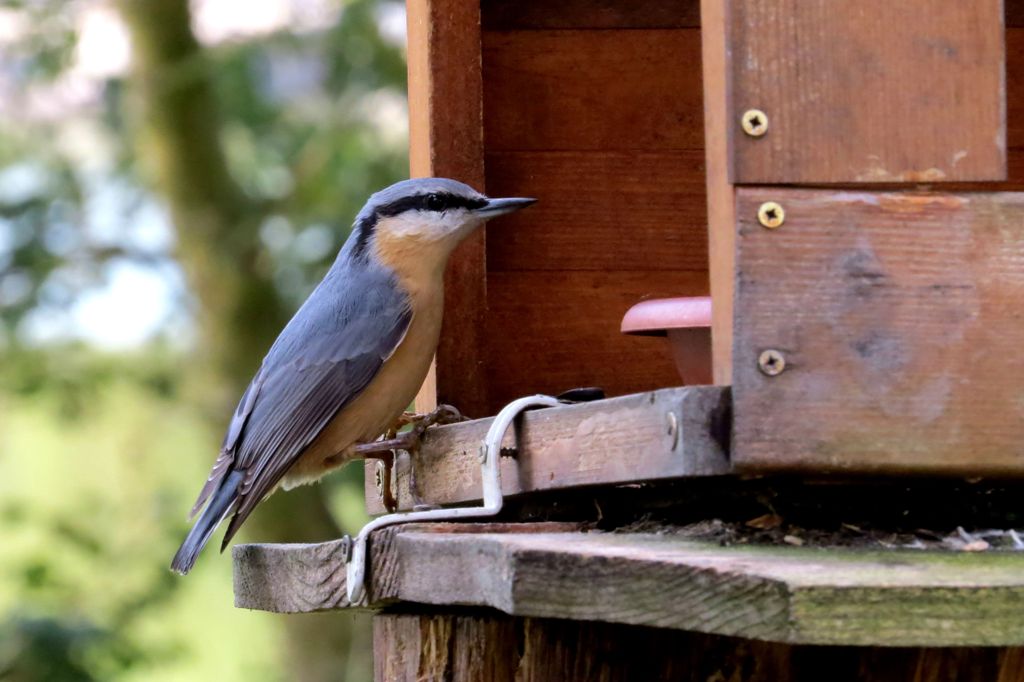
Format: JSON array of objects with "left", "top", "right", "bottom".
[{"left": 170, "top": 470, "right": 245, "bottom": 575}]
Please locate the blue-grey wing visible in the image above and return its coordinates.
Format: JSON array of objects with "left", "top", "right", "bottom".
[{"left": 189, "top": 267, "right": 412, "bottom": 539}]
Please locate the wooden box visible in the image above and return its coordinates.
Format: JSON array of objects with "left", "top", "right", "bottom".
[
  {"left": 410, "top": 0, "right": 1017, "bottom": 474},
  {"left": 411, "top": 0, "right": 710, "bottom": 418}
]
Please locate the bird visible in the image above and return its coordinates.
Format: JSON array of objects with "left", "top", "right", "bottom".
[{"left": 170, "top": 178, "right": 535, "bottom": 574}]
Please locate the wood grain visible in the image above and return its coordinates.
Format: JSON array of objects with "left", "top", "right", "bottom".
[
  {"left": 484, "top": 151, "right": 708, "bottom": 272},
  {"left": 374, "top": 612, "right": 521, "bottom": 681},
  {"left": 482, "top": 29, "right": 704, "bottom": 152},
  {"left": 374, "top": 610, "right": 1024, "bottom": 682},
  {"left": 482, "top": 0, "right": 1024, "bottom": 31},
  {"left": 407, "top": 0, "right": 487, "bottom": 415},
  {"left": 1007, "top": 29, "right": 1024, "bottom": 151},
  {"left": 733, "top": 189, "right": 1024, "bottom": 475},
  {"left": 363, "top": 386, "right": 731, "bottom": 515},
  {"left": 485, "top": 270, "right": 710, "bottom": 411},
  {"left": 481, "top": 0, "right": 700, "bottom": 30},
  {"left": 235, "top": 525, "right": 1024, "bottom": 647},
  {"left": 730, "top": 0, "right": 1006, "bottom": 183},
  {"left": 701, "top": 0, "right": 737, "bottom": 385}
]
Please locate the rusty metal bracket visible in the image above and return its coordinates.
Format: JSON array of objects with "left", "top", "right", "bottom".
[{"left": 344, "top": 394, "right": 561, "bottom": 605}]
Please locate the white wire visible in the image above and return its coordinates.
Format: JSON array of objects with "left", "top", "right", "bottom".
[{"left": 345, "top": 394, "right": 561, "bottom": 604}]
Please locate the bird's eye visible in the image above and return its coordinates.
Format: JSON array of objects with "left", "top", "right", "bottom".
[{"left": 425, "top": 193, "right": 446, "bottom": 212}]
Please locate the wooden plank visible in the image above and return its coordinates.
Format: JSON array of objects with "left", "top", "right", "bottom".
[
  {"left": 482, "top": 30, "right": 704, "bottom": 152},
  {"left": 484, "top": 151, "right": 708, "bottom": 272},
  {"left": 485, "top": 270, "right": 710, "bottom": 412},
  {"left": 235, "top": 526, "right": 1024, "bottom": 647},
  {"left": 701, "top": 0, "right": 736, "bottom": 385},
  {"left": 233, "top": 522, "right": 579, "bottom": 613},
  {"left": 364, "top": 386, "right": 730, "bottom": 515},
  {"left": 374, "top": 610, "right": 1024, "bottom": 682},
  {"left": 481, "top": 0, "right": 701, "bottom": 30},
  {"left": 732, "top": 189, "right": 1024, "bottom": 475},
  {"left": 730, "top": 0, "right": 1006, "bottom": 183},
  {"left": 407, "top": 0, "right": 487, "bottom": 415},
  {"left": 1007, "top": 28, "right": 1024, "bottom": 151},
  {"left": 234, "top": 536, "right": 351, "bottom": 612}
]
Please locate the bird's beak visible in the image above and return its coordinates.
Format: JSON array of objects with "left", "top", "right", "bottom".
[{"left": 475, "top": 197, "right": 537, "bottom": 218}]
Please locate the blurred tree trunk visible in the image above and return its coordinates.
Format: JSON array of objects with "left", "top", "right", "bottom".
[{"left": 117, "top": 1, "right": 368, "bottom": 679}]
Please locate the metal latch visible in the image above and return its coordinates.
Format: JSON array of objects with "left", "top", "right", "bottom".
[{"left": 344, "top": 394, "right": 561, "bottom": 605}]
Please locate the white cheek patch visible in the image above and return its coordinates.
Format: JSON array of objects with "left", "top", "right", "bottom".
[{"left": 377, "top": 210, "right": 475, "bottom": 242}]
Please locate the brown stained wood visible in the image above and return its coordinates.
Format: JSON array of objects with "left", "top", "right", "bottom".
[
  {"left": 482, "top": 29, "right": 703, "bottom": 152},
  {"left": 901, "top": 150, "right": 1024, "bottom": 193},
  {"left": 407, "top": 0, "right": 488, "bottom": 416},
  {"left": 730, "top": 0, "right": 1006, "bottom": 183},
  {"left": 362, "top": 386, "right": 730, "bottom": 515},
  {"left": 481, "top": 0, "right": 701, "bottom": 30},
  {"left": 236, "top": 526, "right": 1024, "bottom": 647},
  {"left": 484, "top": 151, "right": 708, "bottom": 272},
  {"left": 485, "top": 270, "right": 710, "bottom": 411},
  {"left": 732, "top": 189, "right": 1024, "bottom": 475},
  {"left": 701, "top": 0, "right": 737, "bottom": 385},
  {"left": 471, "top": 2, "right": 1024, "bottom": 32},
  {"left": 374, "top": 611, "right": 1024, "bottom": 682},
  {"left": 1007, "top": 29, "right": 1024, "bottom": 151}
]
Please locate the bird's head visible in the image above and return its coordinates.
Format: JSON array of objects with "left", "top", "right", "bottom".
[{"left": 346, "top": 178, "right": 535, "bottom": 279}]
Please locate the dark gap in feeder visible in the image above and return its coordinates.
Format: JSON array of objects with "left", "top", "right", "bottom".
[{"left": 498, "top": 477, "right": 1024, "bottom": 553}]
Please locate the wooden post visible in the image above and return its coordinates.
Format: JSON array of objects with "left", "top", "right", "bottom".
[
  {"left": 407, "top": 0, "right": 487, "bottom": 415},
  {"left": 373, "top": 611, "right": 1024, "bottom": 682},
  {"left": 700, "top": 0, "right": 736, "bottom": 385}
]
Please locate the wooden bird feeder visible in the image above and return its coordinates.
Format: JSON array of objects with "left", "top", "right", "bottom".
[{"left": 234, "top": 1, "right": 1024, "bottom": 679}]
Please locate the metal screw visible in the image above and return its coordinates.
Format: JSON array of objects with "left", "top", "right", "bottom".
[
  {"left": 374, "top": 460, "right": 387, "bottom": 500},
  {"left": 741, "top": 109, "right": 769, "bottom": 137},
  {"left": 666, "top": 411, "right": 679, "bottom": 450},
  {"left": 757, "top": 201, "right": 785, "bottom": 229},
  {"left": 758, "top": 349, "right": 786, "bottom": 376}
]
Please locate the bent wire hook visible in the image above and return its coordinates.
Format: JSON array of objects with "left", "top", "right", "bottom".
[{"left": 344, "top": 394, "right": 561, "bottom": 605}]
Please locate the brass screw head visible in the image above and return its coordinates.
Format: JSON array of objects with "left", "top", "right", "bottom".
[
  {"left": 758, "top": 349, "right": 786, "bottom": 376},
  {"left": 741, "top": 109, "right": 769, "bottom": 137},
  {"left": 373, "top": 460, "right": 387, "bottom": 500},
  {"left": 757, "top": 201, "right": 785, "bottom": 229}
]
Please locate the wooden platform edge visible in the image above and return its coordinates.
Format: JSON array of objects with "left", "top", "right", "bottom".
[
  {"left": 364, "top": 385, "right": 732, "bottom": 514},
  {"left": 233, "top": 524, "right": 1024, "bottom": 647}
]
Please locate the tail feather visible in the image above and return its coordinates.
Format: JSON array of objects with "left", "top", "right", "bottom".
[{"left": 171, "top": 470, "right": 245, "bottom": 574}]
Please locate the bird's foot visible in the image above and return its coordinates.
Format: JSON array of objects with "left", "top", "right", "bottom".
[
  {"left": 394, "top": 404, "right": 467, "bottom": 434},
  {"left": 399, "top": 405, "right": 465, "bottom": 510},
  {"left": 353, "top": 405, "right": 464, "bottom": 511}
]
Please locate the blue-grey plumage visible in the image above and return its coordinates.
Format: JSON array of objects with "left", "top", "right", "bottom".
[{"left": 171, "top": 178, "right": 535, "bottom": 574}]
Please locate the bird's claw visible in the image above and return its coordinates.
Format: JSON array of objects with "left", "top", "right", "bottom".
[
  {"left": 354, "top": 404, "right": 467, "bottom": 510},
  {"left": 396, "top": 404, "right": 466, "bottom": 433}
]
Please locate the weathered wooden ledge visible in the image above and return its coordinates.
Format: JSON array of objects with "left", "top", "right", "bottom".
[
  {"left": 362, "top": 385, "right": 732, "bottom": 514},
  {"left": 233, "top": 523, "right": 1024, "bottom": 647}
]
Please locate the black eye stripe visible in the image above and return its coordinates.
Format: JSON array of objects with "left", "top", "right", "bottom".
[
  {"left": 350, "top": 192, "right": 489, "bottom": 261},
  {"left": 375, "top": 192, "right": 487, "bottom": 217}
]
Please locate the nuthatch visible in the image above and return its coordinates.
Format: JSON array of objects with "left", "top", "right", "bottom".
[{"left": 171, "top": 178, "right": 535, "bottom": 574}]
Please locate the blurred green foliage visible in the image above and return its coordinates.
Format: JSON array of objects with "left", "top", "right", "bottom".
[{"left": 0, "top": 0, "right": 408, "bottom": 679}]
